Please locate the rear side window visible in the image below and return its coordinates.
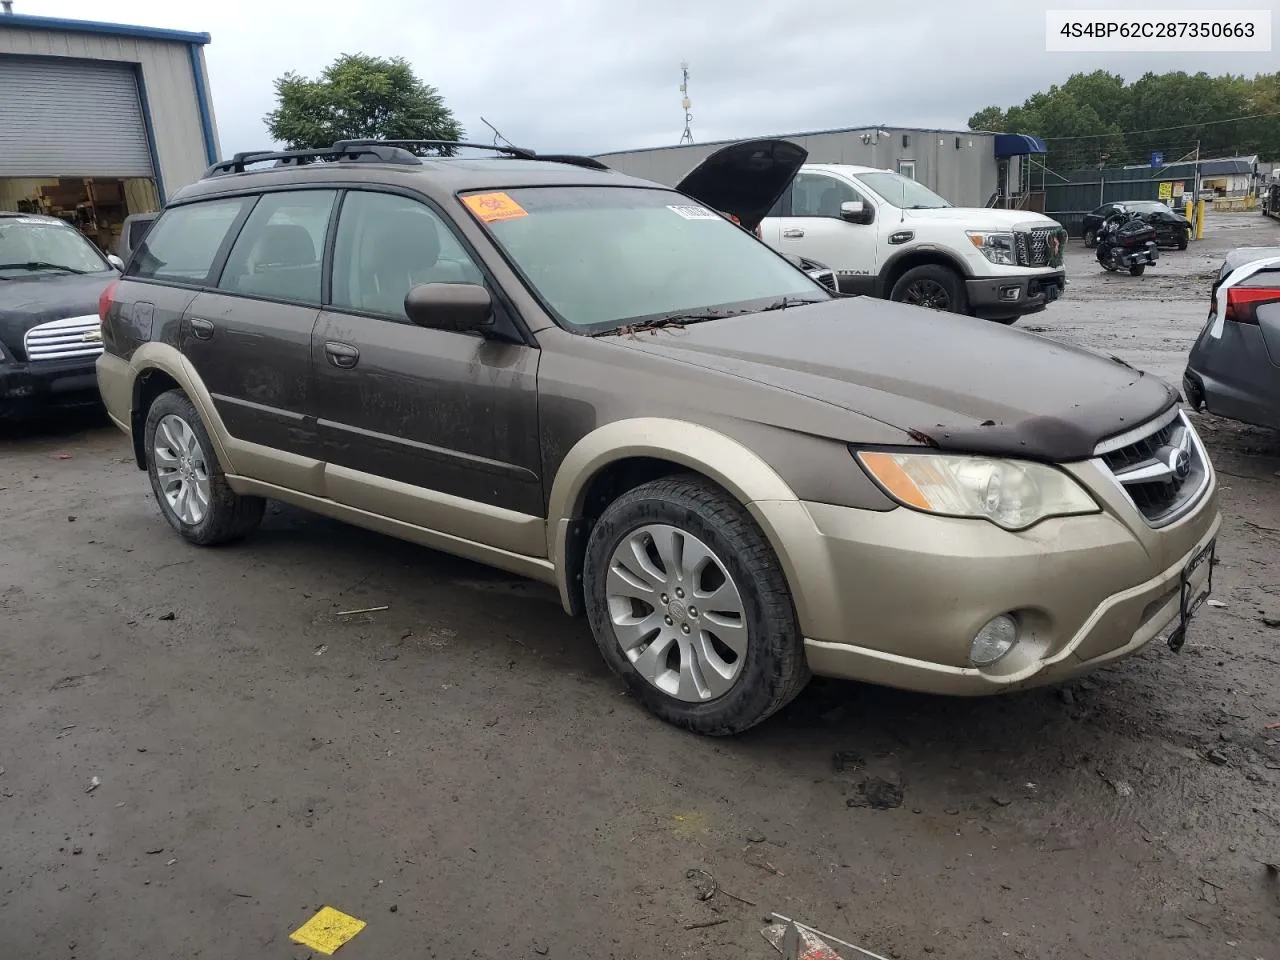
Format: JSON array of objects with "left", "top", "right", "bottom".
[
  {"left": 128, "top": 198, "right": 250, "bottom": 284},
  {"left": 217, "top": 190, "right": 336, "bottom": 305}
]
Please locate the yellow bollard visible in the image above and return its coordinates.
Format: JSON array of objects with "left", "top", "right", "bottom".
[
  {"left": 1184, "top": 200, "right": 1193, "bottom": 222},
  {"left": 1195, "top": 198, "right": 1206, "bottom": 239}
]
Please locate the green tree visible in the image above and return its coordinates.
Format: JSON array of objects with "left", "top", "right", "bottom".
[{"left": 264, "top": 53, "right": 462, "bottom": 153}]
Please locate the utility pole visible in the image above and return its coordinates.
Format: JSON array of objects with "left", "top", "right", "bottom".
[{"left": 678, "top": 61, "right": 693, "bottom": 145}]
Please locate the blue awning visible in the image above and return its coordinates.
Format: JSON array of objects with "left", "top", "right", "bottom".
[{"left": 994, "top": 133, "right": 1048, "bottom": 158}]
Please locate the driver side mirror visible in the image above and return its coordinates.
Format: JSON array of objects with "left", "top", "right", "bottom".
[
  {"left": 404, "top": 283, "right": 493, "bottom": 334},
  {"left": 840, "top": 200, "right": 873, "bottom": 225},
  {"left": 107, "top": 254, "right": 125, "bottom": 271}
]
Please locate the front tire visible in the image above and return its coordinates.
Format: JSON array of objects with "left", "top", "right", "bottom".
[
  {"left": 583, "top": 475, "right": 809, "bottom": 735},
  {"left": 143, "top": 390, "right": 265, "bottom": 545},
  {"left": 889, "top": 264, "right": 967, "bottom": 314},
  {"left": 1084, "top": 229, "right": 1097, "bottom": 248},
  {"left": 1129, "top": 264, "right": 1147, "bottom": 276}
]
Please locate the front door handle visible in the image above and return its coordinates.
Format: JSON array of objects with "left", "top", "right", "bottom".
[
  {"left": 782, "top": 228, "right": 805, "bottom": 239},
  {"left": 324, "top": 341, "right": 360, "bottom": 369},
  {"left": 189, "top": 317, "right": 214, "bottom": 340}
]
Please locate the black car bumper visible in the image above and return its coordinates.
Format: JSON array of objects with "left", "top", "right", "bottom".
[
  {"left": 0, "top": 355, "right": 103, "bottom": 420},
  {"left": 966, "top": 271, "right": 1066, "bottom": 320}
]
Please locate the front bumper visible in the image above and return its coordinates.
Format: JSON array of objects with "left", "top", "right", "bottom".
[
  {"left": 966, "top": 271, "right": 1065, "bottom": 319},
  {"left": 752, "top": 460, "right": 1220, "bottom": 696},
  {"left": 0, "top": 355, "right": 102, "bottom": 419}
]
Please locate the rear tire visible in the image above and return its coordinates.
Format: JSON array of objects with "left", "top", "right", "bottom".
[
  {"left": 1129, "top": 264, "right": 1147, "bottom": 277},
  {"left": 143, "top": 390, "right": 265, "bottom": 546},
  {"left": 583, "top": 475, "right": 809, "bottom": 735},
  {"left": 889, "top": 264, "right": 967, "bottom": 315}
]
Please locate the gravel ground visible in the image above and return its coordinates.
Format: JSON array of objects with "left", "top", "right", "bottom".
[{"left": 2, "top": 213, "right": 1278, "bottom": 960}]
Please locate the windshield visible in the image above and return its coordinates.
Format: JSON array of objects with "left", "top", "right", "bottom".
[
  {"left": 465, "top": 186, "right": 828, "bottom": 332},
  {"left": 1124, "top": 202, "right": 1168, "bottom": 213},
  {"left": 856, "top": 173, "right": 951, "bottom": 210},
  {"left": 0, "top": 217, "right": 109, "bottom": 277}
]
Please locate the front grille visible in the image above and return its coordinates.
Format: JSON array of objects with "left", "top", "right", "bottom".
[
  {"left": 22, "top": 315, "right": 103, "bottom": 362},
  {"left": 1094, "top": 408, "right": 1209, "bottom": 527},
  {"left": 1015, "top": 227, "right": 1066, "bottom": 268}
]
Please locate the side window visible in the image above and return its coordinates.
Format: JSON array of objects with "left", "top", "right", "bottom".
[
  {"left": 128, "top": 198, "right": 250, "bottom": 284},
  {"left": 331, "top": 191, "right": 484, "bottom": 321},
  {"left": 791, "top": 173, "right": 862, "bottom": 218},
  {"left": 217, "top": 190, "right": 336, "bottom": 305}
]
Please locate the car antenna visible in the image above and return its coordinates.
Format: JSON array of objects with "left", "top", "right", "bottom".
[{"left": 481, "top": 116, "right": 514, "bottom": 148}]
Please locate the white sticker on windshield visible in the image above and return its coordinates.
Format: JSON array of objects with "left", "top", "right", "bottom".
[{"left": 667, "top": 204, "right": 720, "bottom": 220}]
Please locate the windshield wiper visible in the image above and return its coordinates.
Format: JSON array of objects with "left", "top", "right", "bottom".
[
  {"left": 592, "top": 309, "right": 736, "bottom": 337},
  {"left": 758, "top": 296, "right": 828, "bottom": 312},
  {"left": 0, "top": 261, "right": 88, "bottom": 275}
]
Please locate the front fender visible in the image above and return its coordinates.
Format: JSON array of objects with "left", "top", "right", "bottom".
[{"left": 546, "top": 418, "right": 841, "bottom": 635}]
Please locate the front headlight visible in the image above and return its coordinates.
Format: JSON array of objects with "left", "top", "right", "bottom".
[
  {"left": 966, "top": 230, "right": 1016, "bottom": 266},
  {"left": 857, "top": 451, "right": 1098, "bottom": 531}
]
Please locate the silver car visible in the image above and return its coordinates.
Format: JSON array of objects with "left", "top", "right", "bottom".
[{"left": 1184, "top": 246, "right": 1280, "bottom": 430}]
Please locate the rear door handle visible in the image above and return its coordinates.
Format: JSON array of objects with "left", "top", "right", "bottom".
[
  {"left": 324, "top": 341, "right": 360, "bottom": 369},
  {"left": 189, "top": 317, "right": 214, "bottom": 340},
  {"left": 782, "top": 228, "right": 805, "bottom": 238}
]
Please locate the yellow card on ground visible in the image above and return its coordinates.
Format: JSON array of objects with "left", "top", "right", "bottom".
[{"left": 290, "top": 906, "right": 367, "bottom": 955}]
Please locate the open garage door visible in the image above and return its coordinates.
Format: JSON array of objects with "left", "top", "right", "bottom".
[{"left": 0, "top": 56, "right": 154, "bottom": 178}]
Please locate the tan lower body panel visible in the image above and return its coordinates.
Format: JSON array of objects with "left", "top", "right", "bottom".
[{"left": 228, "top": 475, "right": 556, "bottom": 586}]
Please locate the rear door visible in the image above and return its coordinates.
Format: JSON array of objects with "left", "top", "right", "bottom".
[
  {"left": 311, "top": 189, "right": 543, "bottom": 556},
  {"left": 180, "top": 189, "right": 337, "bottom": 472},
  {"left": 773, "top": 171, "right": 879, "bottom": 294}
]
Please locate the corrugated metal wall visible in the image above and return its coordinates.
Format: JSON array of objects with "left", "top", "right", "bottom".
[
  {"left": 0, "top": 25, "right": 213, "bottom": 197},
  {"left": 1042, "top": 165, "right": 1163, "bottom": 235},
  {"left": 595, "top": 129, "right": 1000, "bottom": 208}
]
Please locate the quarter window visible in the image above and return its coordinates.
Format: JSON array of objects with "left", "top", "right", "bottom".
[
  {"left": 791, "top": 173, "right": 862, "bottom": 218},
  {"left": 128, "top": 198, "right": 250, "bottom": 284},
  {"left": 217, "top": 190, "right": 336, "bottom": 305},
  {"left": 331, "top": 191, "right": 484, "bottom": 321}
]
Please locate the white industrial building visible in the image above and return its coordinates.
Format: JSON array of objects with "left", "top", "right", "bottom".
[
  {"left": 0, "top": 8, "right": 218, "bottom": 252},
  {"left": 596, "top": 127, "right": 1049, "bottom": 211}
]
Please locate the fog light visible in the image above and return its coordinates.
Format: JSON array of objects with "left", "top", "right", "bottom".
[
  {"left": 970, "top": 614, "right": 1018, "bottom": 666},
  {"left": 999, "top": 286, "right": 1021, "bottom": 301}
]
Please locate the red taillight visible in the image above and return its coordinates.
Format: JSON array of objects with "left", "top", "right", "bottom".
[
  {"left": 98, "top": 279, "right": 119, "bottom": 334},
  {"left": 1224, "top": 286, "right": 1280, "bottom": 325}
]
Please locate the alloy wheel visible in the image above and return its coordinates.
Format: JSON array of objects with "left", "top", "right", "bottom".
[
  {"left": 902, "top": 278, "right": 951, "bottom": 310},
  {"left": 603, "top": 523, "right": 747, "bottom": 702},
  {"left": 153, "top": 414, "right": 211, "bottom": 525}
]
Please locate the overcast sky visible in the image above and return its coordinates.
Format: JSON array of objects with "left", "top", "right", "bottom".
[{"left": 24, "top": 0, "right": 1280, "bottom": 157}]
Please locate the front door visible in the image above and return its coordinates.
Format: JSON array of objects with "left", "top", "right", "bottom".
[
  {"left": 311, "top": 189, "right": 543, "bottom": 557},
  {"left": 180, "top": 189, "right": 337, "bottom": 469},
  {"left": 773, "top": 171, "right": 880, "bottom": 295}
]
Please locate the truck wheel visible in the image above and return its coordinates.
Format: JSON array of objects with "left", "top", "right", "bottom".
[
  {"left": 1084, "top": 229, "right": 1097, "bottom": 248},
  {"left": 889, "top": 265, "right": 967, "bottom": 314},
  {"left": 582, "top": 475, "right": 809, "bottom": 736},
  {"left": 144, "top": 389, "right": 265, "bottom": 546}
]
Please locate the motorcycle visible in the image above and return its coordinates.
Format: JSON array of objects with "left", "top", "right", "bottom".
[{"left": 1095, "top": 208, "right": 1160, "bottom": 276}]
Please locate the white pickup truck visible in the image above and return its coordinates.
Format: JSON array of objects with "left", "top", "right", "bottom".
[{"left": 758, "top": 164, "right": 1068, "bottom": 324}]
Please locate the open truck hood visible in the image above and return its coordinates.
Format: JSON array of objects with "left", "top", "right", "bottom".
[{"left": 674, "top": 138, "right": 807, "bottom": 232}]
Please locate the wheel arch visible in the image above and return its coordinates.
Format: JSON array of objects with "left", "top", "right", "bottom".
[
  {"left": 877, "top": 247, "right": 972, "bottom": 298},
  {"left": 124, "top": 343, "right": 235, "bottom": 474},
  {"left": 546, "top": 419, "right": 809, "bottom": 619}
]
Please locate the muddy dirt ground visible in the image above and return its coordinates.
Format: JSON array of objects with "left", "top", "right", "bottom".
[{"left": 2, "top": 213, "right": 1279, "bottom": 960}]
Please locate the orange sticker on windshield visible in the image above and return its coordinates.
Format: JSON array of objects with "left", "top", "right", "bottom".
[{"left": 463, "top": 192, "right": 528, "bottom": 223}]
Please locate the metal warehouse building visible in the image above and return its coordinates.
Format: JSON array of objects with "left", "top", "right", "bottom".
[
  {"left": 596, "top": 127, "right": 1047, "bottom": 210},
  {"left": 0, "top": 9, "right": 218, "bottom": 253}
]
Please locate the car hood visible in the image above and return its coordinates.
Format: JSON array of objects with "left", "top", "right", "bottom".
[
  {"left": 0, "top": 272, "right": 114, "bottom": 357},
  {"left": 899, "top": 207, "right": 1060, "bottom": 230},
  {"left": 675, "top": 138, "right": 807, "bottom": 232},
  {"left": 610, "top": 297, "right": 1177, "bottom": 462}
]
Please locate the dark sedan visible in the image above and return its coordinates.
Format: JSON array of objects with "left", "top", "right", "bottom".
[
  {"left": 1083, "top": 201, "right": 1192, "bottom": 250},
  {"left": 1184, "top": 247, "right": 1280, "bottom": 431}
]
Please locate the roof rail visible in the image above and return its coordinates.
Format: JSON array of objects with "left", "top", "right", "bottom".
[
  {"left": 201, "top": 143, "right": 422, "bottom": 178},
  {"left": 332, "top": 139, "right": 612, "bottom": 170}
]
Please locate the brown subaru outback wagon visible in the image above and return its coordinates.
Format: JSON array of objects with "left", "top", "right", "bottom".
[{"left": 97, "top": 139, "right": 1221, "bottom": 735}]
